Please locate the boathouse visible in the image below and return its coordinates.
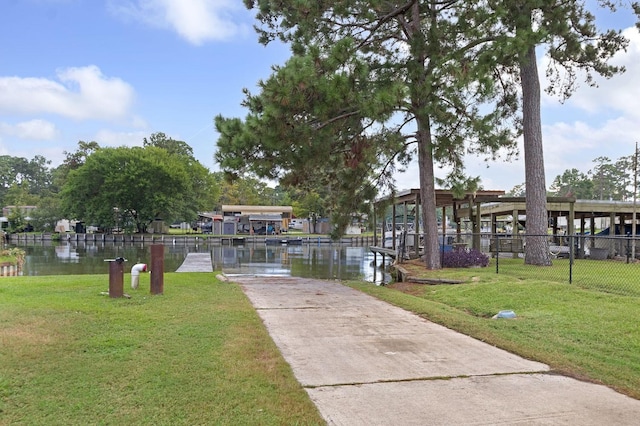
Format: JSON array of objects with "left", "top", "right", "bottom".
[{"left": 221, "top": 205, "right": 293, "bottom": 235}]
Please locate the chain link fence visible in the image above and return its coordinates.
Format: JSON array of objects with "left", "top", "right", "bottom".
[{"left": 439, "top": 232, "right": 640, "bottom": 296}]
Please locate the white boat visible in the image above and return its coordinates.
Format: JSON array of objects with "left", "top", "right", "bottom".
[{"left": 384, "top": 229, "right": 415, "bottom": 249}]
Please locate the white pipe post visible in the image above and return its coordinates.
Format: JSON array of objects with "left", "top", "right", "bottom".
[{"left": 131, "top": 263, "right": 147, "bottom": 289}]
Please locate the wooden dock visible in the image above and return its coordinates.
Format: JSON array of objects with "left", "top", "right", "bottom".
[
  {"left": 370, "top": 245, "right": 424, "bottom": 261},
  {"left": 175, "top": 253, "right": 213, "bottom": 272},
  {"left": 8, "top": 233, "right": 376, "bottom": 246},
  {"left": 369, "top": 246, "right": 399, "bottom": 258}
]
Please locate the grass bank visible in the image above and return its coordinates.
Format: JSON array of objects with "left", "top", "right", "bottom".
[
  {"left": 348, "top": 260, "right": 640, "bottom": 400},
  {"left": 0, "top": 273, "right": 323, "bottom": 425},
  {"left": 0, "top": 248, "right": 25, "bottom": 267}
]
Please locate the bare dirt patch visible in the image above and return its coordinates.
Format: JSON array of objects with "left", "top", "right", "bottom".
[
  {"left": 387, "top": 281, "right": 425, "bottom": 296},
  {"left": 0, "top": 318, "right": 59, "bottom": 346},
  {"left": 393, "top": 258, "right": 467, "bottom": 285}
]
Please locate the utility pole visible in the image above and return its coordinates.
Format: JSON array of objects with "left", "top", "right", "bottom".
[{"left": 632, "top": 142, "right": 638, "bottom": 259}]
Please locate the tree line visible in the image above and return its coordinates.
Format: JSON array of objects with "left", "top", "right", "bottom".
[
  {"left": 0, "top": 133, "right": 330, "bottom": 233},
  {"left": 508, "top": 151, "right": 640, "bottom": 201}
]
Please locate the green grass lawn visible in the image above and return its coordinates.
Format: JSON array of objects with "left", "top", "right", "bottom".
[
  {"left": 492, "top": 257, "right": 640, "bottom": 296},
  {"left": 348, "top": 259, "right": 640, "bottom": 399},
  {"left": 4, "top": 260, "right": 639, "bottom": 424},
  {"left": 0, "top": 273, "right": 323, "bottom": 425}
]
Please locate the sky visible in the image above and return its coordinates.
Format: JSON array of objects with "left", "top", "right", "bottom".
[{"left": 1, "top": 0, "right": 639, "bottom": 194}]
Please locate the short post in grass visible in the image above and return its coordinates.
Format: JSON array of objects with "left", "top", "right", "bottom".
[
  {"left": 150, "top": 244, "right": 164, "bottom": 295},
  {"left": 107, "top": 257, "right": 126, "bottom": 298}
]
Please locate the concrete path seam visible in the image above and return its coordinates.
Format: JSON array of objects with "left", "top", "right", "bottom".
[{"left": 301, "top": 369, "right": 553, "bottom": 389}]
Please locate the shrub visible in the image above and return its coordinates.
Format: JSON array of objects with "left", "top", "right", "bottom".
[
  {"left": 0, "top": 248, "right": 26, "bottom": 268},
  {"left": 442, "top": 248, "right": 489, "bottom": 268}
]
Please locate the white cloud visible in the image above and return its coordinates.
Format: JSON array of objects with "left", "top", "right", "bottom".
[
  {"left": 0, "top": 119, "right": 59, "bottom": 140},
  {"left": 537, "top": 26, "right": 640, "bottom": 183},
  {"left": 109, "top": 0, "right": 248, "bottom": 45},
  {"left": 93, "top": 129, "right": 148, "bottom": 148},
  {"left": 542, "top": 27, "right": 640, "bottom": 118},
  {"left": 467, "top": 25, "right": 640, "bottom": 191},
  {"left": 565, "top": 28, "right": 640, "bottom": 119},
  {"left": 396, "top": 27, "right": 640, "bottom": 194},
  {"left": 0, "top": 65, "right": 135, "bottom": 121},
  {"left": 543, "top": 116, "right": 636, "bottom": 172}
]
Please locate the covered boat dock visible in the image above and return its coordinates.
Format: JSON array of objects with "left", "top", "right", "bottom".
[
  {"left": 372, "top": 189, "right": 506, "bottom": 258},
  {"left": 374, "top": 189, "right": 638, "bottom": 258}
]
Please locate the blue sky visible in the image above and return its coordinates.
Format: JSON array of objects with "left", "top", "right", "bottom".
[{"left": 1, "top": 0, "right": 638, "bottom": 193}]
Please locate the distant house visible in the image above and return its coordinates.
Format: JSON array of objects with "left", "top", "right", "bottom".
[
  {"left": 2, "top": 205, "right": 37, "bottom": 220},
  {"left": 197, "top": 212, "right": 223, "bottom": 234},
  {"left": 2, "top": 205, "right": 37, "bottom": 231},
  {"left": 221, "top": 205, "right": 293, "bottom": 235}
]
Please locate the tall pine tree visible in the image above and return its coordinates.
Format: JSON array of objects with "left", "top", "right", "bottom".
[{"left": 217, "top": 1, "right": 519, "bottom": 268}]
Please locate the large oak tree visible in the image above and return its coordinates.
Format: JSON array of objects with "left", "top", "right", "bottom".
[{"left": 61, "top": 145, "right": 211, "bottom": 233}]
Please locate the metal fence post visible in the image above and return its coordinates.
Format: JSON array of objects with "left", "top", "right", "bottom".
[
  {"left": 626, "top": 233, "right": 631, "bottom": 264},
  {"left": 495, "top": 234, "right": 500, "bottom": 274},
  {"left": 569, "top": 234, "right": 574, "bottom": 284}
]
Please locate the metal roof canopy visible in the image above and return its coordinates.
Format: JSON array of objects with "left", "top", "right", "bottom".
[
  {"left": 375, "top": 191, "right": 583, "bottom": 223},
  {"left": 479, "top": 197, "right": 638, "bottom": 219},
  {"left": 473, "top": 197, "right": 577, "bottom": 238},
  {"left": 376, "top": 192, "right": 636, "bottom": 219},
  {"left": 374, "top": 190, "right": 637, "bottom": 253},
  {"left": 222, "top": 205, "right": 293, "bottom": 216},
  {"left": 249, "top": 214, "right": 283, "bottom": 222},
  {"left": 376, "top": 189, "right": 507, "bottom": 209},
  {"left": 474, "top": 196, "right": 575, "bottom": 218},
  {"left": 477, "top": 197, "right": 639, "bottom": 240},
  {"left": 372, "top": 188, "right": 507, "bottom": 256},
  {"left": 198, "top": 212, "right": 222, "bottom": 220}
]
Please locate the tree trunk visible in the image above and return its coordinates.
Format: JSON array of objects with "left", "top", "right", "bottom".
[
  {"left": 520, "top": 44, "right": 551, "bottom": 266},
  {"left": 417, "top": 119, "right": 441, "bottom": 269},
  {"left": 409, "top": 1, "right": 441, "bottom": 270}
]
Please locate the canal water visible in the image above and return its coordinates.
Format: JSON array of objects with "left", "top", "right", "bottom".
[{"left": 10, "top": 241, "right": 392, "bottom": 284}]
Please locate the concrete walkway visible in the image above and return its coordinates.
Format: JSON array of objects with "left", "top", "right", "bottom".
[
  {"left": 175, "top": 253, "right": 213, "bottom": 272},
  {"left": 231, "top": 275, "right": 640, "bottom": 425}
]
